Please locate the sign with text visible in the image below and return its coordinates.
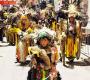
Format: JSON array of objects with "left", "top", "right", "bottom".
[{"left": 0, "top": 0, "right": 16, "bottom": 5}]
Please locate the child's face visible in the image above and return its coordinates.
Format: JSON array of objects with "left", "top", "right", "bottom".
[{"left": 40, "top": 38, "right": 49, "bottom": 47}]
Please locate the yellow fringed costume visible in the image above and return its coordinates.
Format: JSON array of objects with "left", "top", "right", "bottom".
[
  {"left": 60, "top": 4, "right": 81, "bottom": 59},
  {"left": 65, "top": 21, "right": 80, "bottom": 58},
  {"left": 16, "top": 15, "right": 33, "bottom": 62},
  {"left": 52, "top": 20, "right": 57, "bottom": 31}
]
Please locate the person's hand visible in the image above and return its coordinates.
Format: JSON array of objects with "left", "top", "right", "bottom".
[{"left": 41, "top": 49, "right": 47, "bottom": 56}]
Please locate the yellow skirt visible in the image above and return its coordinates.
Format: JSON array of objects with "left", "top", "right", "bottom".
[{"left": 65, "top": 37, "right": 79, "bottom": 58}]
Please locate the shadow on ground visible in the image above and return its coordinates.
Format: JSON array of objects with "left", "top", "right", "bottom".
[
  {"left": 64, "top": 59, "right": 90, "bottom": 69},
  {"left": 15, "top": 60, "right": 30, "bottom": 67}
]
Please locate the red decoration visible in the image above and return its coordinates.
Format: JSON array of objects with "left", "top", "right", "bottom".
[{"left": 0, "top": 0, "right": 16, "bottom": 5}]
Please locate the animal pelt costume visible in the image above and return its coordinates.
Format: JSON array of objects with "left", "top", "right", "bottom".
[
  {"left": 28, "top": 46, "right": 59, "bottom": 70},
  {"left": 28, "top": 46, "right": 61, "bottom": 80},
  {"left": 27, "top": 27, "right": 61, "bottom": 80}
]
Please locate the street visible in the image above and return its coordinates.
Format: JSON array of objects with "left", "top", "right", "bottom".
[{"left": 0, "top": 43, "right": 90, "bottom": 80}]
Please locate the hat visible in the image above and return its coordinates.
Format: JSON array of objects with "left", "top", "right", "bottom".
[
  {"left": 68, "top": 4, "right": 78, "bottom": 17},
  {"left": 38, "top": 31, "right": 49, "bottom": 40}
]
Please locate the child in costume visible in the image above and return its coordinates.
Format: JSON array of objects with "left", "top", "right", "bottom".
[{"left": 27, "top": 28, "right": 61, "bottom": 80}]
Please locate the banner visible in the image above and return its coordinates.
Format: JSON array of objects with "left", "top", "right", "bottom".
[{"left": 0, "top": 0, "right": 16, "bottom": 5}]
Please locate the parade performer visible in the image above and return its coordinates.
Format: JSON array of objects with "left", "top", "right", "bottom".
[
  {"left": 27, "top": 27, "right": 61, "bottom": 80},
  {"left": 60, "top": 4, "right": 81, "bottom": 64},
  {"left": 65, "top": 15, "right": 80, "bottom": 59},
  {"left": 16, "top": 15, "right": 33, "bottom": 63},
  {"left": 66, "top": 4, "right": 81, "bottom": 60},
  {"left": 46, "top": 4, "right": 57, "bottom": 31},
  {"left": 6, "top": 12, "right": 21, "bottom": 45},
  {"left": 0, "top": 10, "right": 9, "bottom": 42}
]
